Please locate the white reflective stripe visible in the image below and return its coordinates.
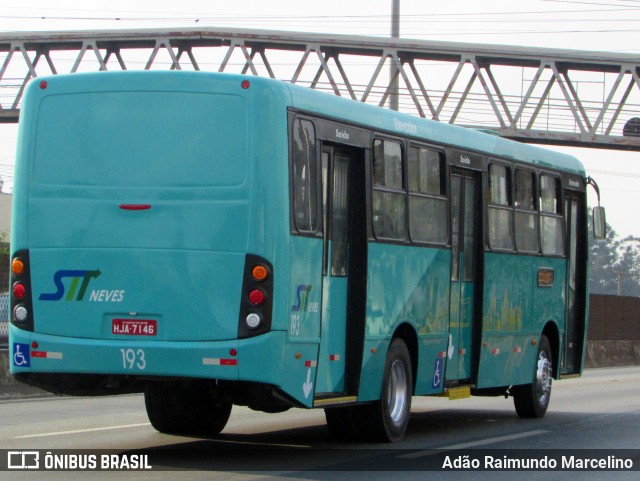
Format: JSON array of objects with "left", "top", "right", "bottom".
[
  {"left": 32, "top": 351, "right": 63, "bottom": 359},
  {"left": 202, "top": 358, "right": 237, "bottom": 366}
]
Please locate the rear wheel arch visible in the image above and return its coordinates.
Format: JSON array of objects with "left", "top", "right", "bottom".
[
  {"left": 326, "top": 335, "right": 415, "bottom": 443},
  {"left": 513, "top": 333, "right": 553, "bottom": 418},
  {"left": 391, "top": 322, "right": 418, "bottom": 394},
  {"left": 542, "top": 321, "right": 561, "bottom": 379}
]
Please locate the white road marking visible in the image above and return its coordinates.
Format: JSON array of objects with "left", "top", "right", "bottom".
[
  {"left": 210, "top": 438, "right": 311, "bottom": 449},
  {"left": 14, "top": 422, "right": 151, "bottom": 439},
  {"left": 399, "top": 429, "right": 550, "bottom": 459}
]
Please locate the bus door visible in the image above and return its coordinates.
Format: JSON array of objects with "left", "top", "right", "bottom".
[
  {"left": 446, "top": 168, "right": 481, "bottom": 382},
  {"left": 563, "top": 190, "right": 587, "bottom": 373},
  {"left": 315, "top": 144, "right": 367, "bottom": 397}
]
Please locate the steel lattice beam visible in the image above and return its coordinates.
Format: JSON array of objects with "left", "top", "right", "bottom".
[{"left": 2, "top": 27, "right": 640, "bottom": 150}]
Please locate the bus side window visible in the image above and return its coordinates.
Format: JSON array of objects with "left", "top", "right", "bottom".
[
  {"left": 514, "top": 169, "right": 539, "bottom": 253},
  {"left": 407, "top": 145, "right": 447, "bottom": 244},
  {"left": 540, "top": 174, "right": 564, "bottom": 256},
  {"left": 488, "top": 163, "right": 514, "bottom": 250},
  {"left": 372, "top": 139, "right": 407, "bottom": 240},
  {"left": 292, "top": 119, "right": 318, "bottom": 232}
]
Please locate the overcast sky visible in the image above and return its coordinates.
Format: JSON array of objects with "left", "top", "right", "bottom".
[{"left": 1, "top": 0, "right": 639, "bottom": 238}]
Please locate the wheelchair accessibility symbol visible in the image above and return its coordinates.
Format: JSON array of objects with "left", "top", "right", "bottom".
[
  {"left": 13, "top": 343, "right": 30, "bottom": 367},
  {"left": 432, "top": 357, "right": 444, "bottom": 389}
]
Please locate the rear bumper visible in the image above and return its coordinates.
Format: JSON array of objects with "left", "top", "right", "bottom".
[
  {"left": 9, "top": 324, "right": 319, "bottom": 407},
  {"left": 10, "top": 323, "right": 241, "bottom": 378}
]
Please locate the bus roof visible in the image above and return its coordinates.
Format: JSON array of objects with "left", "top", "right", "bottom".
[
  {"left": 23, "top": 70, "right": 585, "bottom": 177},
  {"left": 283, "top": 79, "right": 586, "bottom": 176}
]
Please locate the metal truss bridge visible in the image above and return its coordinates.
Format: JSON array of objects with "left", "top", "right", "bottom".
[{"left": 2, "top": 27, "right": 640, "bottom": 150}]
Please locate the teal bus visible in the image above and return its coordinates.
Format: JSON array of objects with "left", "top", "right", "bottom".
[{"left": 9, "top": 71, "right": 605, "bottom": 442}]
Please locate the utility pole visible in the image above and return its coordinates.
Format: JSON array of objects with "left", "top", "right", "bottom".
[{"left": 390, "top": 0, "right": 400, "bottom": 111}]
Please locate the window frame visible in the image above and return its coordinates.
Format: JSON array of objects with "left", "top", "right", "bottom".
[
  {"left": 539, "top": 172, "right": 565, "bottom": 257},
  {"left": 371, "top": 137, "right": 408, "bottom": 242},
  {"left": 487, "top": 161, "right": 515, "bottom": 252},
  {"left": 407, "top": 143, "right": 448, "bottom": 246},
  {"left": 290, "top": 116, "right": 321, "bottom": 236},
  {"left": 513, "top": 168, "right": 540, "bottom": 254}
]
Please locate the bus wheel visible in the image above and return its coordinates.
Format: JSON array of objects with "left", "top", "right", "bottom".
[
  {"left": 513, "top": 335, "right": 553, "bottom": 418},
  {"left": 144, "top": 381, "right": 232, "bottom": 436},
  {"left": 358, "top": 338, "right": 412, "bottom": 442}
]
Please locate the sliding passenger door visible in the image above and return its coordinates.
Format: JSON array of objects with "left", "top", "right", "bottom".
[
  {"left": 447, "top": 167, "right": 482, "bottom": 382},
  {"left": 315, "top": 144, "right": 367, "bottom": 399},
  {"left": 563, "top": 189, "right": 587, "bottom": 373}
]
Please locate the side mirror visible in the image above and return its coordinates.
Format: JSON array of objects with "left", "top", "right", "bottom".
[{"left": 593, "top": 206, "right": 606, "bottom": 240}]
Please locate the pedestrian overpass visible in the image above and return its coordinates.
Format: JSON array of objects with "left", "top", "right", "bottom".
[{"left": 2, "top": 27, "right": 640, "bottom": 150}]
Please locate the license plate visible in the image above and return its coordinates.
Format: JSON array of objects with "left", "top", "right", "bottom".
[{"left": 112, "top": 319, "right": 157, "bottom": 336}]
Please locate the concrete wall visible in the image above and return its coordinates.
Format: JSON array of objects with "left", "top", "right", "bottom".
[
  {"left": 585, "top": 341, "right": 640, "bottom": 368},
  {"left": 584, "top": 294, "right": 640, "bottom": 368}
]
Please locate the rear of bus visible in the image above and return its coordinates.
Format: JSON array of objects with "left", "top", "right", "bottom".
[{"left": 9, "top": 72, "right": 303, "bottom": 412}]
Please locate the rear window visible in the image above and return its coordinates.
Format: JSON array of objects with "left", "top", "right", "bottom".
[{"left": 34, "top": 92, "right": 247, "bottom": 188}]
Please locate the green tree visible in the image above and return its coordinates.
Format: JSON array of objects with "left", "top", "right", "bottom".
[
  {"left": 588, "top": 211, "right": 619, "bottom": 295},
  {"left": 616, "top": 240, "right": 640, "bottom": 296},
  {"left": 588, "top": 210, "right": 640, "bottom": 296},
  {"left": 0, "top": 230, "right": 8, "bottom": 256}
]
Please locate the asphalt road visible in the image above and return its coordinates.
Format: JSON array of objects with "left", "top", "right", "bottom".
[{"left": 0, "top": 366, "right": 638, "bottom": 480}]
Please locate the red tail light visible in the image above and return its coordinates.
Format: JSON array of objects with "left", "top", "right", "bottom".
[
  {"left": 248, "top": 289, "right": 266, "bottom": 306},
  {"left": 13, "top": 283, "right": 26, "bottom": 299},
  {"left": 10, "top": 250, "right": 34, "bottom": 331},
  {"left": 238, "top": 254, "right": 273, "bottom": 339}
]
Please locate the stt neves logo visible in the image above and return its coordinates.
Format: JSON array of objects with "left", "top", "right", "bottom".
[
  {"left": 39, "top": 269, "right": 101, "bottom": 301},
  {"left": 39, "top": 269, "right": 126, "bottom": 303}
]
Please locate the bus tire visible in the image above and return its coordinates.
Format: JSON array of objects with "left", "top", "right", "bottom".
[
  {"left": 325, "top": 406, "right": 362, "bottom": 441},
  {"left": 358, "top": 338, "right": 412, "bottom": 442},
  {"left": 144, "top": 381, "right": 232, "bottom": 436},
  {"left": 513, "top": 334, "right": 553, "bottom": 418}
]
